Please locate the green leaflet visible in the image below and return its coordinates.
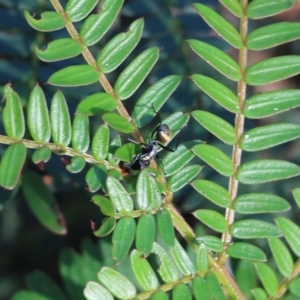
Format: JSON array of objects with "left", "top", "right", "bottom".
[
  {"left": 255, "top": 262, "right": 278, "bottom": 297},
  {"left": 65, "top": 0, "right": 99, "bottom": 22},
  {"left": 193, "top": 209, "right": 227, "bottom": 233},
  {"left": 84, "top": 281, "right": 113, "bottom": 300}
]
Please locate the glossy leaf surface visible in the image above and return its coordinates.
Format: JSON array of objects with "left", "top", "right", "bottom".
[
  {"left": 98, "top": 267, "right": 136, "bottom": 299},
  {"left": 152, "top": 243, "right": 179, "bottom": 283},
  {"left": 247, "top": 0, "right": 296, "bottom": 19},
  {"left": 32, "top": 146, "right": 51, "bottom": 164},
  {"left": 93, "top": 217, "right": 116, "bottom": 237},
  {"left": 3, "top": 84, "right": 25, "bottom": 139},
  {"left": 80, "top": 0, "right": 123, "bottom": 46},
  {"left": 241, "top": 123, "right": 300, "bottom": 151},
  {"left": 114, "top": 47, "right": 159, "bottom": 100},
  {"left": 172, "top": 283, "right": 192, "bottom": 300},
  {"left": 76, "top": 93, "right": 117, "bottom": 115},
  {"left": 71, "top": 115, "right": 89, "bottom": 153},
  {"left": 234, "top": 193, "right": 290, "bottom": 214},
  {"left": 195, "top": 235, "right": 223, "bottom": 252},
  {"left": 196, "top": 243, "right": 209, "bottom": 272},
  {"left": 135, "top": 214, "right": 156, "bottom": 256},
  {"left": 192, "top": 110, "right": 236, "bottom": 144},
  {"left": 156, "top": 208, "right": 175, "bottom": 247},
  {"left": 255, "top": 262, "right": 278, "bottom": 296},
  {"left": 97, "top": 18, "right": 144, "bottom": 73},
  {"left": 24, "top": 11, "right": 66, "bottom": 31},
  {"left": 0, "top": 144, "right": 27, "bottom": 189},
  {"left": 188, "top": 40, "right": 241, "bottom": 81},
  {"left": 226, "top": 242, "right": 266, "bottom": 261},
  {"left": 66, "top": 156, "right": 86, "bottom": 173},
  {"left": 92, "top": 195, "right": 115, "bottom": 216},
  {"left": 36, "top": 38, "right": 82, "bottom": 62},
  {"left": 247, "top": 22, "right": 300, "bottom": 50},
  {"left": 276, "top": 217, "right": 300, "bottom": 256},
  {"left": 22, "top": 171, "right": 66, "bottom": 234},
  {"left": 193, "top": 144, "right": 234, "bottom": 177},
  {"left": 136, "top": 170, "right": 162, "bottom": 210},
  {"left": 28, "top": 85, "right": 51, "bottom": 143},
  {"left": 269, "top": 238, "right": 293, "bottom": 277},
  {"left": 230, "top": 220, "right": 281, "bottom": 239},
  {"left": 193, "top": 209, "right": 227, "bottom": 233},
  {"left": 243, "top": 89, "right": 300, "bottom": 118},
  {"left": 219, "top": 0, "right": 242, "bottom": 17},
  {"left": 191, "top": 74, "right": 239, "bottom": 113},
  {"left": 85, "top": 164, "right": 107, "bottom": 193},
  {"left": 50, "top": 91, "right": 71, "bottom": 147},
  {"left": 237, "top": 159, "right": 300, "bottom": 184},
  {"left": 193, "top": 3, "right": 242, "bottom": 48},
  {"left": 168, "top": 165, "right": 202, "bottom": 192},
  {"left": 48, "top": 65, "right": 99, "bottom": 87},
  {"left": 131, "top": 249, "right": 159, "bottom": 290},
  {"left": 102, "top": 113, "right": 133, "bottom": 133},
  {"left": 132, "top": 75, "right": 181, "bottom": 128},
  {"left": 112, "top": 217, "right": 136, "bottom": 264},
  {"left": 65, "top": 0, "right": 98, "bottom": 22},
  {"left": 84, "top": 281, "right": 113, "bottom": 300},
  {"left": 191, "top": 179, "right": 230, "bottom": 208},
  {"left": 92, "top": 125, "right": 109, "bottom": 160},
  {"left": 107, "top": 176, "right": 134, "bottom": 212},
  {"left": 246, "top": 56, "right": 300, "bottom": 86}
]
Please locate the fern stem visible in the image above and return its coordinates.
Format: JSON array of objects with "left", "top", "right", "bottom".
[{"left": 219, "top": 0, "right": 248, "bottom": 265}]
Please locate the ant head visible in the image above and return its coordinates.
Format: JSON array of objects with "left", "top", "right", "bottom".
[{"left": 155, "top": 124, "right": 171, "bottom": 143}]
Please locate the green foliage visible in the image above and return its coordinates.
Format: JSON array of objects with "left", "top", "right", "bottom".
[{"left": 1, "top": 0, "right": 300, "bottom": 299}]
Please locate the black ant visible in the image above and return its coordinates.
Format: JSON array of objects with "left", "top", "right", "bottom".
[{"left": 123, "top": 106, "right": 180, "bottom": 173}]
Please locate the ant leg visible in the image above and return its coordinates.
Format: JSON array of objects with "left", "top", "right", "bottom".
[
  {"left": 128, "top": 138, "right": 148, "bottom": 147},
  {"left": 155, "top": 153, "right": 166, "bottom": 174}
]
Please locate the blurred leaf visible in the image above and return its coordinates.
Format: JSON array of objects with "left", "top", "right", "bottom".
[
  {"left": 191, "top": 179, "right": 230, "bottom": 208},
  {"left": 193, "top": 3, "right": 242, "bottom": 48},
  {"left": 48, "top": 65, "right": 99, "bottom": 87},
  {"left": 11, "top": 291, "right": 42, "bottom": 300},
  {"left": 252, "top": 288, "right": 267, "bottom": 300},
  {"left": 206, "top": 272, "right": 227, "bottom": 300},
  {"left": 107, "top": 176, "right": 134, "bottom": 212},
  {"left": 245, "top": 56, "right": 300, "bottom": 86},
  {"left": 276, "top": 217, "right": 300, "bottom": 256},
  {"left": 247, "top": 22, "right": 300, "bottom": 50},
  {"left": 226, "top": 242, "right": 266, "bottom": 261},
  {"left": 236, "top": 260, "right": 256, "bottom": 299},
  {"left": 156, "top": 208, "right": 175, "bottom": 247},
  {"left": 289, "top": 278, "right": 300, "bottom": 297},
  {"left": 132, "top": 75, "right": 181, "bottom": 128},
  {"left": 36, "top": 38, "right": 82, "bottom": 61},
  {"left": 65, "top": 0, "right": 98, "bottom": 22},
  {"left": 234, "top": 193, "right": 290, "bottom": 214},
  {"left": 193, "top": 209, "right": 227, "bottom": 233},
  {"left": 71, "top": 115, "right": 90, "bottom": 153},
  {"left": 112, "top": 217, "right": 136, "bottom": 264},
  {"left": 114, "top": 47, "right": 159, "bottom": 100},
  {"left": 269, "top": 238, "right": 293, "bottom": 277},
  {"left": 255, "top": 262, "right": 278, "bottom": 296},
  {"left": 196, "top": 243, "right": 209, "bottom": 272},
  {"left": 76, "top": 93, "right": 117, "bottom": 115},
  {"left": 98, "top": 267, "right": 136, "bottom": 299},
  {"left": 168, "top": 164, "right": 203, "bottom": 192},
  {"left": 26, "top": 270, "right": 67, "bottom": 300},
  {"left": 136, "top": 214, "right": 156, "bottom": 256},
  {"left": 0, "top": 143, "right": 27, "bottom": 190},
  {"left": 193, "top": 144, "right": 234, "bottom": 177},
  {"left": 136, "top": 169, "right": 162, "bottom": 210},
  {"left": 152, "top": 242, "right": 179, "bottom": 283},
  {"left": 102, "top": 112, "right": 133, "bottom": 133},
  {"left": 195, "top": 235, "right": 223, "bottom": 252},
  {"left": 243, "top": 89, "right": 300, "bottom": 118},
  {"left": 188, "top": 41, "right": 241, "bottom": 81},
  {"left": 219, "top": 0, "right": 243, "bottom": 17},
  {"left": 171, "top": 240, "right": 195, "bottom": 275},
  {"left": 192, "top": 110, "right": 236, "bottom": 144},
  {"left": 24, "top": 11, "right": 66, "bottom": 31},
  {"left": 80, "top": 0, "right": 124, "bottom": 46},
  {"left": 241, "top": 123, "right": 300, "bottom": 151},
  {"left": 237, "top": 159, "right": 300, "bottom": 184},
  {"left": 131, "top": 249, "right": 159, "bottom": 290},
  {"left": 150, "top": 291, "right": 169, "bottom": 300},
  {"left": 230, "top": 220, "right": 281, "bottom": 239},
  {"left": 50, "top": 91, "right": 72, "bottom": 147},
  {"left": 3, "top": 84, "right": 25, "bottom": 139},
  {"left": 191, "top": 74, "right": 239, "bottom": 113},
  {"left": 92, "top": 125, "right": 109, "bottom": 160},
  {"left": 247, "top": 0, "right": 296, "bottom": 19},
  {"left": 28, "top": 84, "right": 51, "bottom": 143},
  {"left": 22, "top": 171, "right": 66, "bottom": 234},
  {"left": 172, "top": 282, "right": 192, "bottom": 300},
  {"left": 192, "top": 276, "right": 211, "bottom": 300},
  {"left": 292, "top": 187, "right": 300, "bottom": 209},
  {"left": 84, "top": 281, "right": 113, "bottom": 300},
  {"left": 97, "top": 18, "right": 144, "bottom": 73}
]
